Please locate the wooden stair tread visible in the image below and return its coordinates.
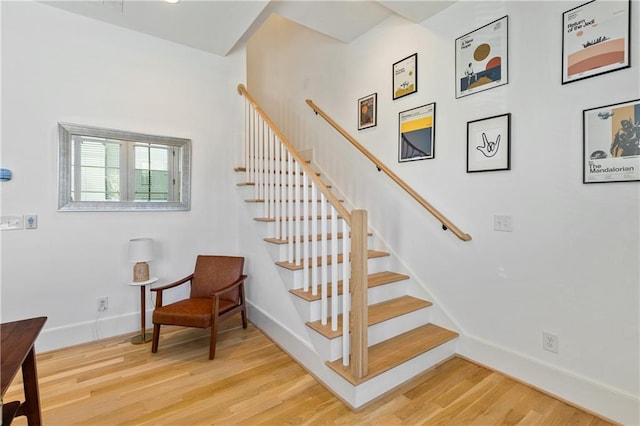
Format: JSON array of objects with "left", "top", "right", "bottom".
[
  {"left": 276, "top": 250, "right": 388, "bottom": 271},
  {"left": 306, "top": 295, "right": 431, "bottom": 339},
  {"left": 326, "top": 324, "right": 458, "bottom": 385},
  {"left": 290, "top": 271, "right": 409, "bottom": 301},
  {"left": 265, "top": 232, "right": 373, "bottom": 245}
]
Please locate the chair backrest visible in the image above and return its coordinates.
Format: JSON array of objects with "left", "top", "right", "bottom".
[{"left": 190, "top": 255, "right": 245, "bottom": 301}]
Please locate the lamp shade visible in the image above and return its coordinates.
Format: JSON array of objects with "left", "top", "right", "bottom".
[{"left": 128, "top": 238, "right": 153, "bottom": 263}]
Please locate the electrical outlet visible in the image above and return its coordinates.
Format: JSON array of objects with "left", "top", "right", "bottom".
[
  {"left": 97, "top": 297, "right": 109, "bottom": 312},
  {"left": 543, "top": 331, "right": 559, "bottom": 353},
  {"left": 494, "top": 215, "right": 513, "bottom": 232}
]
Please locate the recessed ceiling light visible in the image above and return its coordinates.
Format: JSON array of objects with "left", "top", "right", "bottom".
[{"left": 165, "top": 0, "right": 180, "bottom": 3}]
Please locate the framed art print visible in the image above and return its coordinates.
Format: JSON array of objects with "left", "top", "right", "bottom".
[
  {"left": 583, "top": 99, "right": 639, "bottom": 183},
  {"left": 562, "top": 0, "right": 631, "bottom": 85},
  {"left": 467, "top": 113, "right": 511, "bottom": 172},
  {"left": 358, "top": 93, "right": 377, "bottom": 130},
  {"left": 399, "top": 103, "right": 435, "bottom": 162},
  {"left": 393, "top": 53, "right": 417, "bottom": 100},
  {"left": 455, "top": 16, "right": 508, "bottom": 98}
]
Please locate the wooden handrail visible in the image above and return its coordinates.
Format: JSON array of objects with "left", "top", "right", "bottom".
[
  {"left": 306, "top": 99, "right": 472, "bottom": 242},
  {"left": 238, "top": 85, "right": 351, "bottom": 224}
]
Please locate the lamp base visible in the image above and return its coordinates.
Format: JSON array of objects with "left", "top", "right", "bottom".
[
  {"left": 130, "top": 332, "right": 153, "bottom": 344},
  {"left": 133, "top": 262, "right": 150, "bottom": 282}
]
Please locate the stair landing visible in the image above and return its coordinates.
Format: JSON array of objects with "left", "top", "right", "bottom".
[{"left": 327, "top": 323, "right": 458, "bottom": 385}]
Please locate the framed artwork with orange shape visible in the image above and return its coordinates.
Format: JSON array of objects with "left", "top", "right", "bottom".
[
  {"left": 455, "top": 16, "right": 509, "bottom": 98},
  {"left": 562, "top": 0, "right": 631, "bottom": 85}
]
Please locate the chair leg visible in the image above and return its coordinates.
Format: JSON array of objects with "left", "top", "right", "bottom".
[
  {"left": 241, "top": 307, "right": 248, "bottom": 329},
  {"left": 151, "top": 324, "right": 161, "bottom": 353},
  {"left": 209, "top": 320, "right": 218, "bottom": 360}
]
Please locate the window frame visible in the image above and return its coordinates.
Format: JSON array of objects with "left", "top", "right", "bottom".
[{"left": 58, "top": 123, "right": 191, "bottom": 211}]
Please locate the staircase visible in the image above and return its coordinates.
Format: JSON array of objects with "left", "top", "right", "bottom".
[{"left": 236, "top": 84, "right": 459, "bottom": 408}]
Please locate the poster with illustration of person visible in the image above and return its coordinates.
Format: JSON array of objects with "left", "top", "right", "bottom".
[
  {"left": 455, "top": 16, "right": 508, "bottom": 98},
  {"left": 583, "top": 99, "right": 640, "bottom": 183}
]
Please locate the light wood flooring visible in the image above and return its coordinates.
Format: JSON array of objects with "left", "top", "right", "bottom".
[{"left": 5, "top": 318, "right": 613, "bottom": 425}]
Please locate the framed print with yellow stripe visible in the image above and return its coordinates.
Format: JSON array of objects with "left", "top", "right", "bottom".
[{"left": 398, "top": 103, "right": 435, "bottom": 162}]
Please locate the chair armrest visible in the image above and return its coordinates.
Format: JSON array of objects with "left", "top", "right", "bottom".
[
  {"left": 150, "top": 274, "right": 194, "bottom": 294},
  {"left": 213, "top": 275, "right": 248, "bottom": 298}
]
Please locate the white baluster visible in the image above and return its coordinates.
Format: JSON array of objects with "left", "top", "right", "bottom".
[
  {"left": 274, "top": 137, "right": 281, "bottom": 239},
  {"left": 331, "top": 206, "right": 338, "bottom": 332},
  {"left": 302, "top": 173, "right": 309, "bottom": 291},
  {"left": 311, "top": 182, "right": 318, "bottom": 296},
  {"left": 287, "top": 152, "right": 294, "bottom": 263},
  {"left": 320, "top": 194, "right": 328, "bottom": 325}
]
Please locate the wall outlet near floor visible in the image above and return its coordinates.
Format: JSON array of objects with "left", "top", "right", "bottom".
[
  {"left": 543, "top": 331, "right": 559, "bottom": 353},
  {"left": 97, "top": 297, "right": 109, "bottom": 312},
  {"left": 494, "top": 215, "right": 513, "bottom": 232}
]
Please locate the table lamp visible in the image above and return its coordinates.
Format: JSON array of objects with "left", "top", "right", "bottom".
[{"left": 128, "top": 238, "right": 153, "bottom": 282}]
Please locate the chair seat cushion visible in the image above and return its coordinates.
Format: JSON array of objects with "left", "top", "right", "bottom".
[{"left": 153, "top": 297, "right": 238, "bottom": 328}]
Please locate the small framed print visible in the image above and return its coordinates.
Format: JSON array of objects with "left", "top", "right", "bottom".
[
  {"left": 562, "top": 0, "right": 631, "bottom": 85},
  {"left": 455, "top": 16, "right": 508, "bottom": 98},
  {"left": 583, "top": 99, "right": 640, "bottom": 183},
  {"left": 399, "top": 103, "right": 435, "bottom": 162},
  {"left": 358, "top": 93, "right": 377, "bottom": 130},
  {"left": 393, "top": 53, "right": 417, "bottom": 100},
  {"left": 467, "top": 113, "right": 511, "bottom": 172}
]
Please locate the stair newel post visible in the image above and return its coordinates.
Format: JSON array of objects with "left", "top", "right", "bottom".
[
  {"left": 350, "top": 209, "right": 368, "bottom": 378},
  {"left": 342, "top": 219, "right": 350, "bottom": 363}
]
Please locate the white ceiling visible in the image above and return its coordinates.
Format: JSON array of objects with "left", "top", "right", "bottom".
[{"left": 42, "top": 0, "right": 455, "bottom": 56}]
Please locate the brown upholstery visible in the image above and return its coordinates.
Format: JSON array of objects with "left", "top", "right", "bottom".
[{"left": 150, "top": 255, "right": 247, "bottom": 359}]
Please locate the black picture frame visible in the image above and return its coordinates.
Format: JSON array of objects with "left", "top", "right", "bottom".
[
  {"left": 562, "top": 0, "right": 631, "bottom": 85},
  {"left": 392, "top": 53, "right": 417, "bottom": 100},
  {"left": 398, "top": 103, "right": 435, "bottom": 162},
  {"left": 455, "top": 16, "right": 509, "bottom": 98},
  {"left": 358, "top": 93, "right": 377, "bottom": 130},
  {"left": 583, "top": 99, "right": 640, "bottom": 183},
  {"left": 466, "top": 113, "right": 511, "bottom": 172}
]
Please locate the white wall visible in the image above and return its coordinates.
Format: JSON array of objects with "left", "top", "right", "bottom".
[
  {"left": 0, "top": 1, "right": 246, "bottom": 351},
  {"left": 246, "top": 2, "right": 639, "bottom": 423}
]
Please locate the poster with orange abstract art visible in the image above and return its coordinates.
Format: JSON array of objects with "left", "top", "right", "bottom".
[
  {"left": 455, "top": 16, "right": 508, "bottom": 99},
  {"left": 562, "top": 0, "right": 630, "bottom": 84}
]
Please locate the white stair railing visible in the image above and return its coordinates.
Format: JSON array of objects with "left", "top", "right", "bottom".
[{"left": 238, "top": 84, "right": 368, "bottom": 376}]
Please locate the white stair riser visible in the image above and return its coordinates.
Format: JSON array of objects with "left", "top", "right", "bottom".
[
  {"left": 352, "top": 340, "right": 457, "bottom": 407},
  {"left": 278, "top": 256, "right": 390, "bottom": 289},
  {"left": 294, "top": 279, "right": 409, "bottom": 322},
  {"left": 266, "top": 235, "right": 374, "bottom": 261},
  {"left": 308, "top": 306, "right": 432, "bottom": 362}
]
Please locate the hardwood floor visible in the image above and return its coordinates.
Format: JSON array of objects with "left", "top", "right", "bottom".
[{"left": 5, "top": 318, "right": 612, "bottom": 425}]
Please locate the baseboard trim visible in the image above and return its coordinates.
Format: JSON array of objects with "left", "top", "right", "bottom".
[
  {"left": 458, "top": 334, "right": 639, "bottom": 425},
  {"left": 36, "top": 311, "right": 141, "bottom": 352}
]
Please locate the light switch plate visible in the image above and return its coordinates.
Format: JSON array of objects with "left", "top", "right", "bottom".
[{"left": 494, "top": 215, "right": 513, "bottom": 232}]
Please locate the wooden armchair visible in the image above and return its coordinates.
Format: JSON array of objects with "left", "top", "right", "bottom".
[{"left": 150, "top": 255, "right": 247, "bottom": 359}]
